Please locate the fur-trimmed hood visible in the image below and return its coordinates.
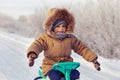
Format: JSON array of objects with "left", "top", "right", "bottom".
[{"left": 43, "top": 8, "right": 75, "bottom": 33}]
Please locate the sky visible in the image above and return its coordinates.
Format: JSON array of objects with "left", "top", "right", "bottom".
[
  {"left": 0, "top": 0, "right": 38, "bottom": 18},
  {"left": 0, "top": 0, "right": 75, "bottom": 19},
  {"left": 0, "top": 30, "right": 120, "bottom": 80}
]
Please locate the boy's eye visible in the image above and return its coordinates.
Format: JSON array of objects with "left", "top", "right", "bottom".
[
  {"left": 57, "top": 24, "right": 66, "bottom": 27},
  {"left": 56, "top": 25, "right": 60, "bottom": 27},
  {"left": 62, "top": 25, "right": 66, "bottom": 27}
]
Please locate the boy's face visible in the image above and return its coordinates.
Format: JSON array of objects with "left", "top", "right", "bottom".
[{"left": 54, "top": 24, "right": 66, "bottom": 33}]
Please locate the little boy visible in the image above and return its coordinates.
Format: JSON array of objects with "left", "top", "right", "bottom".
[{"left": 27, "top": 8, "right": 100, "bottom": 80}]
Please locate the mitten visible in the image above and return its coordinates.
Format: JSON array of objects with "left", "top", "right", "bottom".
[
  {"left": 92, "top": 59, "right": 101, "bottom": 71},
  {"left": 28, "top": 53, "right": 37, "bottom": 67}
]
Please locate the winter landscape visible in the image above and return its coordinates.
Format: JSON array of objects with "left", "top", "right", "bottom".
[
  {"left": 0, "top": 0, "right": 120, "bottom": 80},
  {"left": 0, "top": 31, "right": 120, "bottom": 80}
]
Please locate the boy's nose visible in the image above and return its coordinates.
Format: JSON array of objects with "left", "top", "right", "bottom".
[
  {"left": 58, "top": 26, "right": 65, "bottom": 32},
  {"left": 59, "top": 26, "right": 63, "bottom": 30}
]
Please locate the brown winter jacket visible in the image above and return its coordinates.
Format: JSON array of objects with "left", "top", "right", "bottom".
[
  {"left": 27, "top": 33, "right": 97, "bottom": 75},
  {"left": 27, "top": 8, "right": 97, "bottom": 75}
]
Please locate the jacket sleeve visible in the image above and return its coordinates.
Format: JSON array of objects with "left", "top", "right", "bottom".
[
  {"left": 27, "top": 34, "right": 47, "bottom": 58},
  {"left": 71, "top": 36, "right": 97, "bottom": 62}
]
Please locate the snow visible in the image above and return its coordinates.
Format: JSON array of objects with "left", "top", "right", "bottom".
[{"left": 0, "top": 31, "right": 120, "bottom": 80}]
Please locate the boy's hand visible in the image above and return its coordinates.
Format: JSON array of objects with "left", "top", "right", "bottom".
[
  {"left": 28, "top": 53, "right": 36, "bottom": 67},
  {"left": 92, "top": 60, "right": 101, "bottom": 71}
]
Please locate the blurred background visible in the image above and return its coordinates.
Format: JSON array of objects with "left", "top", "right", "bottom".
[{"left": 0, "top": 0, "right": 120, "bottom": 59}]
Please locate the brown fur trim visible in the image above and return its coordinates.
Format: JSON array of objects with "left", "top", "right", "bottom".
[{"left": 43, "top": 8, "right": 75, "bottom": 33}]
